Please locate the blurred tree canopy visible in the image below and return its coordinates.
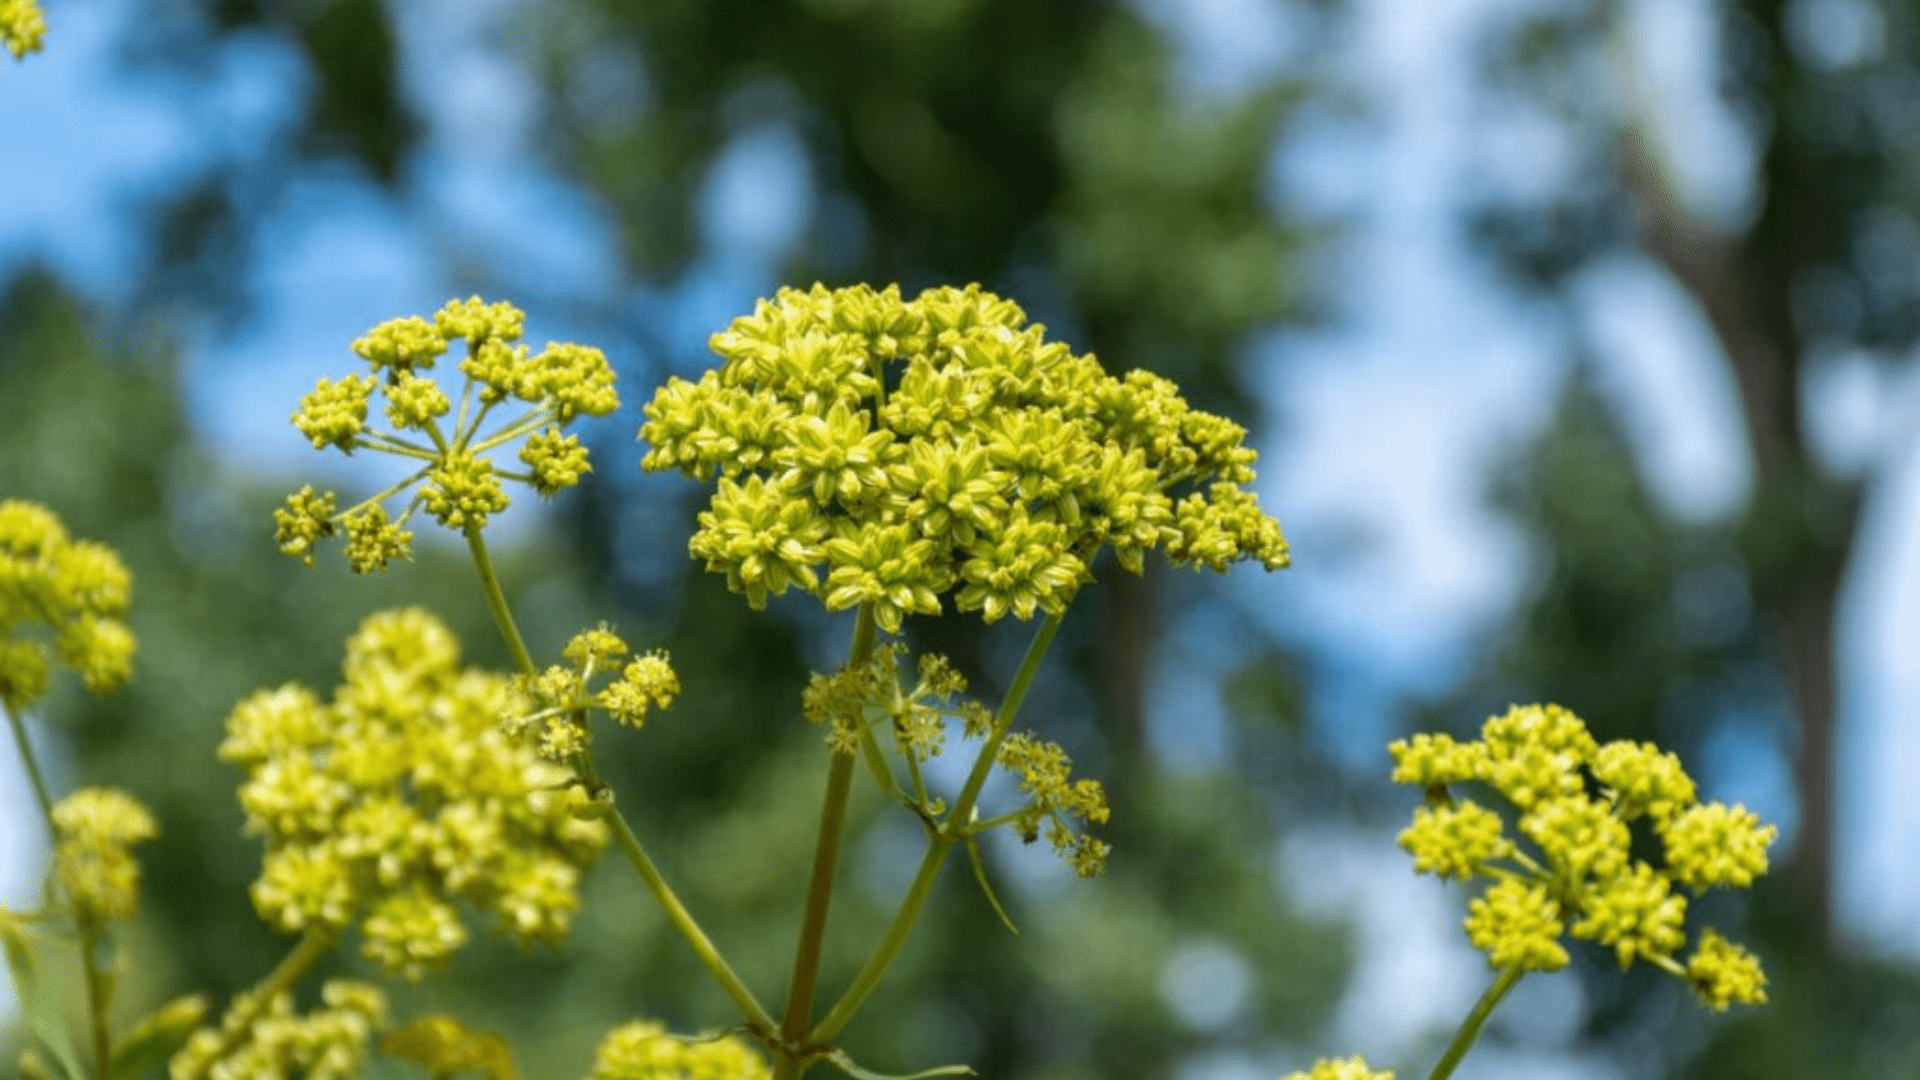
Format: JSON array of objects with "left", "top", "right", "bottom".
[{"left": 1443, "top": 0, "right": 1920, "bottom": 1075}]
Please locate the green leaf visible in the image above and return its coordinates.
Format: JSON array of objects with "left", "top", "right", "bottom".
[
  {"left": 964, "top": 838, "right": 1019, "bottom": 936},
  {"left": 110, "top": 993, "right": 208, "bottom": 1080},
  {"left": 821, "top": 1048, "right": 974, "bottom": 1080},
  {"left": 0, "top": 908, "right": 88, "bottom": 1080}
]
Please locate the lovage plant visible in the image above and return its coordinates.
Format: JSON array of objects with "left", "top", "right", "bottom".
[{"left": 1, "top": 281, "right": 1775, "bottom": 1080}]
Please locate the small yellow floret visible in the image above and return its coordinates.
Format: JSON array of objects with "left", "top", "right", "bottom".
[
  {"left": 422, "top": 452, "right": 510, "bottom": 530},
  {"left": 353, "top": 315, "right": 449, "bottom": 373},
  {"left": 1398, "top": 802, "right": 1508, "bottom": 880},
  {"left": 1591, "top": 740, "right": 1697, "bottom": 824},
  {"left": 1465, "top": 879, "right": 1569, "bottom": 972},
  {"left": 602, "top": 652, "right": 680, "bottom": 729},
  {"left": 1661, "top": 802, "right": 1776, "bottom": 892},
  {"left": 1686, "top": 930, "right": 1767, "bottom": 1010},
  {"left": 1570, "top": 862, "right": 1687, "bottom": 968},
  {"left": 1279, "top": 1055, "right": 1394, "bottom": 1080},
  {"left": 1387, "top": 732, "right": 1481, "bottom": 787}
]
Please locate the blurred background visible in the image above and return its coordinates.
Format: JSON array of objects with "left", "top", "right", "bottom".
[{"left": 3, "top": 0, "right": 1919, "bottom": 1076}]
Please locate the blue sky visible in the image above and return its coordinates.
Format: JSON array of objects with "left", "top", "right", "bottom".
[{"left": 3, "top": 0, "right": 1919, "bottom": 1070}]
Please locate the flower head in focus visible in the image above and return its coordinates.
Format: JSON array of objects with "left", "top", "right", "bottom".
[
  {"left": 221, "top": 609, "right": 608, "bottom": 979},
  {"left": 0, "top": 500, "right": 136, "bottom": 709},
  {"left": 1389, "top": 704, "right": 1774, "bottom": 1010},
  {"left": 641, "top": 284, "right": 1288, "bottom": 633},
  {"left": 276, "top": 299, "right": 619, "bottom": 572},
  {"left": 502, "top": 623, "right": 680, "bottom": 765}
]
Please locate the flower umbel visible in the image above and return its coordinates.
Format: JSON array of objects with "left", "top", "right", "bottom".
[
  {"left": 277, "top": 298, "right": 619, "bottom": 571},
  {"left": 642, "top": 284, "right": 1289, "bottom": 632},
  {"left": 221, "top": 609, "right": 608, "bottom": 979},
  {"left": 1389, "top": 703, "right": 1774, "bottom": 1009},
  {"left": 502, "top": 623, "right": 681, "bottom": 763},
  {"left": 0, "top": 500, "right": 136, "bottom": 709}
]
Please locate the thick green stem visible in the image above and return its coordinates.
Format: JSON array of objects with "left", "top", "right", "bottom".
[
  {"left": 810, "top": 611, "right": 1064, "bottom": 1045},
  {"left": 606, "top": 807, "right": 778, "bottom": 1035},
  {"left": 1424, "top": 964, "right": 1524, "bottom": 1080},
  {"left": 75, "top": 912, "right": 111, "bottom": 1080},
  {"left": 462, "top": 525, "right": 537, "bottom": 678},
  {"left": 774, "top": 607, "right": 878, "bottom": 1077},
  {"left": 184, "top": 929, "right": 333, "bottom": 1080}
]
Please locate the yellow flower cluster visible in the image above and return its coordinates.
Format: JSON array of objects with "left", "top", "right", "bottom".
[
  {"left": 1390, "top": 705, "right": 1774, "bottom": 1010},
  {"left": 641, "top": 284, "right": 1289, "bottom": 633},
  {"left": 504, "top": 624, "right": 681, "bottom": 763},
  {"left": 801, "top": 643, "right": 990, "bottom": 762},
  {"left": 801, "top": 644, "right": 1108, "bottom": 875},
  {"left": 276, "top": 298, "right": 619, "bottom": 571},
  {"left": 0, "top": 0, "right": 44, "bottom": 59},
  {"left": 0, "top": 500, "right": 136, "bottom": 709},
  {"left": 170, "top": 981, "right": 385, "bottom": 1080},
  {"left": 220, "top": 609, "right": 608, "bottom": 979},
  {"left": 52, "top": 787, "right": 158, "bottom": 923},
  {"left": 995, "top": 732, "right": 1111, "bottom": 877},
  {"left": 586, "top": 1020, "right": 769, "bottom": 1080},
  {"left": 1279, "top": 1057, "right": 1394, "bottom": 1080}
]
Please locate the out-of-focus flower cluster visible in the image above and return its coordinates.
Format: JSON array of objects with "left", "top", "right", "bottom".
[
  {"left": 52, "top": 787, "right": 157, "bottom": 924},
  {"left": 641, "top": 284, "right": 1289, "bottom": 633},
  {"left": 221, "top": 609, "right": 608, "bottom": 979},
  {"left": 275, "top": 298, "right": 618, "bottom": 572},
  {"left": 170, "top": 981, "right": 385, "bottom": 1080},
  {"left": 0, "top": 500, "right": 136, "bottom": 710},
  {"left": 380, "top": 1014, "right": 517, "bottom": 1080},
  {"left": 1390, "top": 704, "right": 1774, "bottom": 1010},
  {"left": 0, "top": 0, "right": 43, "bottom": 59},
  {"left": 1278, "top": 1056, "right": 1393, "bottom": 1080},
  {"left": 504, "top": 624, "right": 680, "bottom": 764},
  {"left": 586, "top": 1020, "right": 769, "bottom": 1080},
  {"left": 802, "top": 644, "right": 1110, "bottom": 875}
]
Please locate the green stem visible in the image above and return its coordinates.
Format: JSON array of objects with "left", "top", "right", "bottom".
[
  {"left": 467, "top": 408, "right": 555, "bottom": 455},
  {"left": 75, "top": 912, "right": 111, "bottom": 1080},
  {"left": 1423, "top": 964, "right": 1525, "bottom": 1080},
  {"left": 605, "top": 806, "right": 778, "bottom": 1035},
  {"left": 463, "top": 525, "right": 537, "bottom": 678},
  {"left": 4, "top": 707, "right": 55, "bottom": 830},
  {"left": 944, "top": 611, "right": 1063, "bottom": 827},
  {"left": 810, "top": 611, "right": 1064, "bottom": 1045},
  {"left": 461, "top": 524, "right": 768, "bottom": 1041},
  {"left": 774, "top": 607, "right": 878, "bottom": 1077},
  {"left": 184, "top": 929, "right": 333, "bottom": 1080},
  {"left": 6, "top": 705, "right": 109, "bottom": 1078}
]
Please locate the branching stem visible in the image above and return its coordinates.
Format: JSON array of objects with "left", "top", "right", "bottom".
[
  {"left": 773, "top": 606, "right": 878, "bottom": 1078},
  {"left": 810, "top": 611, "right": 1063, "bottom": 1045}
]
